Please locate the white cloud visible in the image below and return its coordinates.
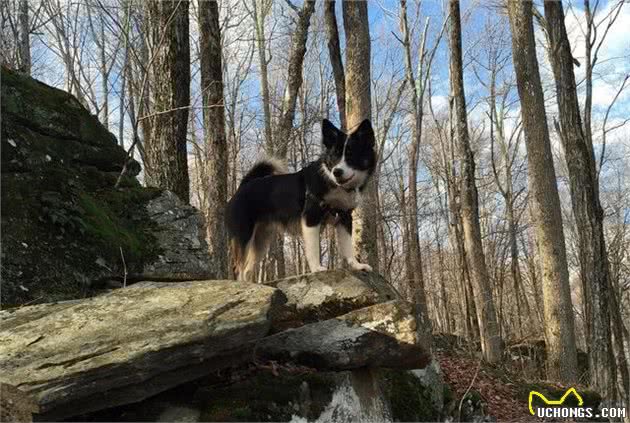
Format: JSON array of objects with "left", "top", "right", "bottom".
[{"left": 430, "top": 95, "right": 448, "bottom": 112}]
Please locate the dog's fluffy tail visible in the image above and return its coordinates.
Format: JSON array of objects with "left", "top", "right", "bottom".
[{"left": 239, "top": 157, "right": 286, "bottom": 188}]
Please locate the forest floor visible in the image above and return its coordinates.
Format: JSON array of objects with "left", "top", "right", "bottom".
[
  {"left": 437, "top": 351, "right": 539, "bottom": 421},
  {"left": 435, "top": 340, "right": 601, "bottom": 422}
]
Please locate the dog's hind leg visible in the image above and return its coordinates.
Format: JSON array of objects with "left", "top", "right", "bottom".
[{"left": 240, "top": 222, "right": 275, "bottom": 282}]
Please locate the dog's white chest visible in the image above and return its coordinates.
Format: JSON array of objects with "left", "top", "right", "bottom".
[{"left": 323, "top": 188, "right": 360, "bottom": 210}]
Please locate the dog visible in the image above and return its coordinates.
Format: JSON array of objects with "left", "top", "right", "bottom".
[{"left": 226, "top": 118, "right": 376, "bottom": 282}]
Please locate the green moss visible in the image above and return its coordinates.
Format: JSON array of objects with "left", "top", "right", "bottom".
[
  {"left": 443, "top": 382, "right": 454, "bottom": 405},
  {"left": 2, "top": 68, "right": 111, "bottom": 146},
  {"left": 78, "top": 190, "right": 160, "bottom": 264},
  {"left": 201, "top": 400, "right": 253, "bottom": 422},
  {"left": 194, "top": 372, "right": 338, "bottom": 422},
  {"left": 383, "top": 369, "right": 439, "bottom": 422},
  {"left": 1, "top": 67, "right": 152, "bottom": 306}
]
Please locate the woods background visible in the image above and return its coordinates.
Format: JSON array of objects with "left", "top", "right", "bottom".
[{"left": 1, "top": 0, "right": 629, "bottom": 411}]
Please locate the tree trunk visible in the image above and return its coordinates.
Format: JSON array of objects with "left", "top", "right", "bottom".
[
  {"left": 17, "top": 0, "right": 31, "bottom": 74},
  {"left": 275, "top": 1, "right": 316, "bottom": 158},
  {"left": 199, "top": 0, "right": 228, "bottom": 278},
  {"left": 324, "top": 0, "right": 346, "bottom": 131},
  {"left": 269, "top": 0, "right": 316, "bottom": 280},
  {"left": 448, "top": 0, "right": 502, "bottom": 363},
  {"left": 252, "top": 0, "right": 273, "bottom": 153},
  {"left": 343, "top": 0, "right": 378, "bottom": 271},
  {"left": 399, "top": 0, "right": 431, "bottom": 339},
  {"left": 506, "top": 0, "right": 577, "bottom": 383},
  {"left": 250, "top": 0, "right": 278, "bottom": 280},
  {"left": 118, "top": 38, "right": 128, "bottom": 147},
  {"left": 543, "top": 0, "right": 619, "bottom": 397},
  {"left": 88, "top": 8, "right": 110, "bottom": 130},
  {"left": 99, "top": 15, "right": 109, "bottom": 130},
  {"left": 144, "top": 0, "right": 191, "bottom": 204}
]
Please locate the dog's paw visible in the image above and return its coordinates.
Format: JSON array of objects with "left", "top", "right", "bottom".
[
  {"left": 348, "top": 260, "right": 372, "bottom": 272},
  {"left": 310, "top": 265, "right": 328, "bottom": 273}
]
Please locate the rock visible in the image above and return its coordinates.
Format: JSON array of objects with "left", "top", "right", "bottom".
[
  {"left": 131, "top": 271, "right": 401, "bottom": 330},
  {"left": 1, "top": 67, "right": 131, "bottom": 174},
  {"left": 411, "top": 358, "right": 445, "bottom": 414},
  {"left": 457, "top": 390, "right": 490, "bottom": 423},
  {"left": 140, "top": 191, "right": 214, "bottom": 280},
  {"left": 190, "top": 372, "right": 342, "bottom": 422},
  {"left": 265, "top": 270, "right": 399, "bottom": 331},
  {"left": 506, "top": 339, "right": 589, "bottom": 380},
  {"left": 0, "top": 383, "right": 39, "bottom": 423},
  {"left": 156, "top": 405, "right": 201, "bottom": 422},
  {"left": 0, "top": 281, "right": 285, "bottom": 420},
  {"left": 1, "top": 67, "right": 213, "bottom": 306},
  {"left": 255, "top": 300, "right": 431, "bottom": 371},
  {"left": 73, "top": 368, "right": 447, "bottom": 423},
  {"left": 303, "top": 370, "right": 392, "bottom": 423}
]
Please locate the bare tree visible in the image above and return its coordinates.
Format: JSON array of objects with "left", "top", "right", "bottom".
[
  {"left": 448, "top": 0, "right": 502, "bottom": 363},
  {"left": 472, "top": 20, "right": 531, "bottom": 338},
  {"left": 343, "top": 0, "right": 378, "bottom": 270},
  {"left": 542, "top": 0, "right": 614, "bottom": 398},
  {"left": 582, "top": 0, "right": 625, "bottom": 156},
  {"left": 17, "top": 0, "right": 30, "bottom": 74},
  {"left": 398, "top": 0, "right": 446, "bottom": 343},
  {"left": 506, "top": 0, "right": 577, "bottom": 383},
  {"left": 246, "top": 0, "right": 274, "bottom": 153},
  {"left": 143, "top": 0, "right": 191, "bottom": 203},
  {"left": 324, "top": 0, "right": 346, "bottom": 131},
  {"left": 87, "top": 1, "right": 112, "bottom": 129},
  {"left": 275, "top": 0, "right": 316, "bottom": 159},
  {"left": 199, "top": 0, "right": 228, "bottom": 278}
]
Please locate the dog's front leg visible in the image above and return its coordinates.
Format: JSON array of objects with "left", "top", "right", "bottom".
[
  {"left": 301, "top": 205, "right": 326, "bottom": 273},
  {"left": 336, "top": 210, "right": 373, "bottom": 272}
]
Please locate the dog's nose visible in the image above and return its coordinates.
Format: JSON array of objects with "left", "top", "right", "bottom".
[{"left": 333, "top": 168, "right": 344, "bottom": 178}]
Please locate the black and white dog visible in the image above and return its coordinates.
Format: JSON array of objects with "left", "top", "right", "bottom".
[{"left": 226, "top": 119, "right": 376, "bottom": 281}]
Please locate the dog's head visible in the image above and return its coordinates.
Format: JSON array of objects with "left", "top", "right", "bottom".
[{"left": 321, "top": 119, "right": 376, "bottom": 190}]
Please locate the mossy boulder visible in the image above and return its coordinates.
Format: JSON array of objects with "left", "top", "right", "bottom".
[
  {"left": 1, "top": 67, "right": 211, "bottom": 306},
  {"left": 73, "top": 367, "right": 448, "bottom": 422}
]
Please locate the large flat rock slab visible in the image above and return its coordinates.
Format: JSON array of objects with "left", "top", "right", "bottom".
[
  {"left": 0, "top": 281, "right": 285, "bottom": 420},
  {"left": 265, "top": 269, "right": 400, "bottom": 330},
  {"left": 255, "top": 300, "right": 431, "bottom": 371}
]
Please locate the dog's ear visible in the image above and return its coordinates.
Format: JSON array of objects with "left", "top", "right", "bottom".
[
  {"left": 322, "top": 119, "right": 343, "bottom": 148},
  {"left": 350, "top": 119, "right": 375, "bottom": 147}
]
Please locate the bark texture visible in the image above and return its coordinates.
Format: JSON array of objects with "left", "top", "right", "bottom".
[
  {"left": 324, "top": 0, "right": 346, "bottom": 131},
  {"left": 543, "top": 0, "right": 618, "bottom": 397},
  {"left": 199, "top": 0, "right": 228, "bottom": 278},
  {"left": 252, "top": 0, "right": 273, "bottom": 153},
  {"left": 343, "top": 0, "right": 378, "bottom": 271},
  {"left": 17, "top": 0, "right": 30, "bottom": 74},
  {"left": 448, "top": 0, "right": 502, "bottom": 363},
  {"left": 399, "top": 0, "right": 432, "bottom": 341},
  {"left": 275, "top": 0, "right": 316, "bottom": 158},
  {"left": 506, "top": 0, "right": 578, "bottom": 383},
  {"left": 144, "top": 0, "right": 191, "bottom": 204}
]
